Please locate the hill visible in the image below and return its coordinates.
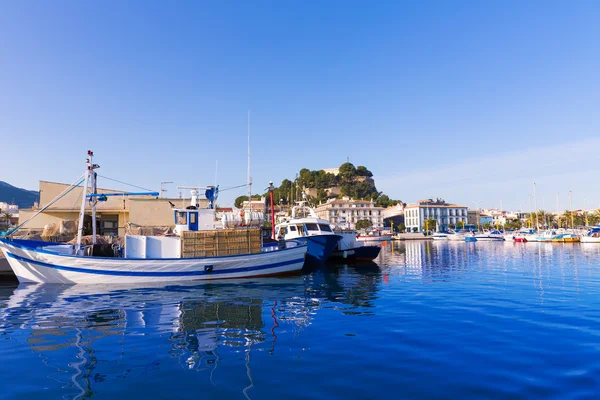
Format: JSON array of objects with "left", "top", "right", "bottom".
[
  {"left": 0, "top": 181, "right": 39, "bottom": 208},
  {"left": 255, "top": 162, "right": 402, "bottom": 208}
]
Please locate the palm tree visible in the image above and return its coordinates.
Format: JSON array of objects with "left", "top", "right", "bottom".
[{"left": 3, "top": 212, "right": 11, "bottom": 229}]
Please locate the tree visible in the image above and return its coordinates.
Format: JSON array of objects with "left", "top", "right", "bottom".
[
  {"left": 424, "top": 218, "right": 437, "bottom": 232},
  {"left": 3, "top": 212, "right": 11, "bottom": 228},
  {"left": 338, "top": 162, "right": 357, "bottom": 180},
  {"left": 234, "top": 196, "right": 249, "bottom": 208},
  {"left": 356, "top": 165, "right": 373, "bottom": 177},
  {"left": 355, "top": 219, "right": 373, "bottom": 230}
]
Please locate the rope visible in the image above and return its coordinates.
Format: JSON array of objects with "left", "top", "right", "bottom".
[
  {"left": 96, "top": 175, "right": 154, "bottom": 192},
  {"left": 7, "top": 174, "right": 86, "bottom": 236},
  {"left": 220, "top": 183, "right": 249, "bottom": 192}
]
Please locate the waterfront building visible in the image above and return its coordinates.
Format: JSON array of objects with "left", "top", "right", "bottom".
[
  {"left": 18, "top": 181, "right": 206, "bottom": 237},
  {"left": 404, "top": 198, "right": 468, "bottom": 232},
  {"left": 241, "top": 197, "right": 267, "bottom": 212},
  {"left": 382, "top": 203, "right": 405, "bottom": 229},
  {"left": 315, "top": 196, "right": 384, "bottom": 229}
]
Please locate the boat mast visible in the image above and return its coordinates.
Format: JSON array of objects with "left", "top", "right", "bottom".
[
  {"left": 569, "top": 190, "right": 573, "bottom": 229},
  {"left": 247, "top": 110, "right": 252, "bottom": 225},
  {"left": 533, "top": 182, "right": 539, "bottom": 230},
  {"left": 90, "top": 152, "right": 98, "bottom": 245},
  {"left": 76, "top": 152, "right": 92, "bottom": 254}
]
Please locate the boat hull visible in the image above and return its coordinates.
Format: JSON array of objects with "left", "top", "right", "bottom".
[
  {"left": 356, "top": 235, "right": 391, "bottom": 242},
  {"left": 0, "top": 239, "right": 307, "bottom": 284},
  {"left": 330, "top": 245, "right": 381, "bottom": 262},
  {"left": 297, "top": 235, "right": 342, "bottom": 266},
  {"left": 581, "top": 236, "right": 600, "bottom": 243}
]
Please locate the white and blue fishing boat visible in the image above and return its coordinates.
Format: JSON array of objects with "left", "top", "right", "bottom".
[
  {"left": 0, "top": 151, "right": 307, "bottom": 284},
  {"left": 274, "top": 202, "right": 342, "bottom": 265}
]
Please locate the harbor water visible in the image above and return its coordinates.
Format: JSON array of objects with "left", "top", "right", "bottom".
[{"left": 2, "top": 241, "right": 600, "bottom": 399}]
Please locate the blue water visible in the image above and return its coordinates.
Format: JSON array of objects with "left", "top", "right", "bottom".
[{"left": 2, "top": 241, "right": 600, "bottom": 399}]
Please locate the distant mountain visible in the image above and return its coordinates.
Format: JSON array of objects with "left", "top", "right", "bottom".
[{"left": 0, "top": 181, "right": 39, "bottom": 208}]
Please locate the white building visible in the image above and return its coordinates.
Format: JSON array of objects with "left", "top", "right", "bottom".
[
  {"left": 404, "top": 198, "right": 468, "bottom": 232},
  {"left": 315, "top": 197, "right": 384, "bottom": 229},
  {"left": 0, "top": 202, "right": 18, "bottom": 216}
]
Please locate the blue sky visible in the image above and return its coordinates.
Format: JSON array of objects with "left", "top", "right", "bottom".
[{"left": 1, "top": 1, "right": 598, "bottom": 211}]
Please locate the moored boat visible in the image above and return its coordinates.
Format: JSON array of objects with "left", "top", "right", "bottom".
[
  {"left": 552, "top": 233, "right": 581, "bottom": 243},
  {"left": 581, "top": 227, "right": 600, "bottom": 243},
  {"left": 474, "top": 230, "right": 505, "bottom": 241},
  {"left": 330, "top": 230, "right": 381, "bottom": 262},
  {"left": 0, "top": 152, "right": 308, "bottom": 284},
  {"left": 274, "top": 202, "right": 342, "bottom": 265},
  {"left": 431, "top": 232, "right": 450, "bottom": 240}
]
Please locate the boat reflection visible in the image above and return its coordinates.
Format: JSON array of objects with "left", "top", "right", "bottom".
[{"left": 0, "top": 271, "right": 383, "bottom": 399}]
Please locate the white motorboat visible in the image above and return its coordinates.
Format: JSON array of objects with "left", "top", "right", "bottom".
[
  {"left": 274, "top": 202, "right": 342, "bottom": 265},
  {"left": 0, "top": 151, "right": 308, "bottom": 284},
  {"left": 474, "top": 230, "right": 505, "bottom": 241},
  {"left": 431, "top": 232, "right": 450, "bottom": 240},
  {"left": 581, "top": 227, "right": 600, "bottom": 243}
]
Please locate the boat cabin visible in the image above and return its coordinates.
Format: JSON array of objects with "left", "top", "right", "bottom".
[
  {"left": 275, "top": 221, "right": 333, "bottom": 240},
  {"left": 174, "top": 208, "right": 215, "bottom": 232}
]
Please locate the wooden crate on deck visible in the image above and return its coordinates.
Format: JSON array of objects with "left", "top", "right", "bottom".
[{"left": 181, "top": 228, "right": 262, "bottom": 258}]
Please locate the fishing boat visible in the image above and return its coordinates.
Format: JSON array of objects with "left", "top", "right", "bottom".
[
  {"left": 274, "top": 202, "right": 342, "bottom": 265},
  {"left": 474, "top": 230, "right": 505, "bottom": 241},
  {"left": 0, "top": 151, "right": 308, "bottom": 284},
  {"left": 581, "top": 227, "right": 600, "bottom": 243},
  {"left": 329, "top": 230, "right": 381, "bottom": 262}
]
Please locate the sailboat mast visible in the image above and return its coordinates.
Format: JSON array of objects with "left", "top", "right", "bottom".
[
  {"left": 247, "top": 110, "right": 252, "bottom": 226},
  {"left": 533, "top": 182, "right": 539, "bottom": 230},
  {"left": 247, "top": 111, "right": 251, "bottom": 201},
  {"left": 569, "top": 190, "right": 574, "bottom": 229}
]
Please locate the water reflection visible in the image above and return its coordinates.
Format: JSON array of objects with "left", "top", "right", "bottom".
[
  {"left": 3, "top": 243, "right": 600, "bottom": 399},
  {"left": 0, "top": 271, "right": 383, "bottom": 400}
]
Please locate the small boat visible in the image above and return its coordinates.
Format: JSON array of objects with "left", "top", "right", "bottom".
[
  {"left": 525, "top": 230, "right": 556, "bottom": 243},
  {"left": 431, "top": 232, "right": 450, "bottom": 240},
  {"left": 581, "top": 227, "right": 600, "bottom": 243},
  {"left": 447, "top": 229, "right": 468, "bottom": 241},
  {"left": 329, "top": 230, "right": 381, "bottom": 262},
  {"left": 356, "top": 229, "right": 392, "bottom": 242},
  {"left": 552, "top": 233, "right": 581, "bottom": 243},
  {"left": 512, "top": 229, "right": 535, "bottom": 242},
  {"left": 474, "top": 230, "right": 505, "bottom": 241},
  {"left": 0, "top": 152, "right": 308, "bottom": 284},
  {"left": 275, "top": 202, "right": 342, "bottom": 265}
]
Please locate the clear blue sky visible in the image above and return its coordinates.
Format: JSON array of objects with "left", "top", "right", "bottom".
[{"left": 1, "top": 1, "right": 598, "bottom": 211}]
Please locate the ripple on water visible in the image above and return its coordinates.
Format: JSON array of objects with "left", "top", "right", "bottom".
[{"left": 1, "top": 242, "right": 600, "bottom": 398}]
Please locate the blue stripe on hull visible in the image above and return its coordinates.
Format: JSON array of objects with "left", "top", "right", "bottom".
[{"left": 6, "top": 252, "right": 304, "bottom": 277}]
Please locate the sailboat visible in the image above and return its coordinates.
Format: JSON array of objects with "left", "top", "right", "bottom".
[{"left": 0, "top": 151, "right": 307, "bottom": 284}]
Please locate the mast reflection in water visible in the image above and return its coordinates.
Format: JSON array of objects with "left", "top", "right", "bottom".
[
  {"left": 3, "top": 242, "right": 600, "bottom": 399},
  {"left": 0, "top": 271, "right": 381, "bottom": 400}
]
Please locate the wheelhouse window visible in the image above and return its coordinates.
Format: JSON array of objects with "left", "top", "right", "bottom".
[
  {"left": 305, "top": 223, "right": 319, "bottom": 231},
  {"left": 176, "top": 211, "right": 187, "bottom": 225},
  {"left": 318, "top": 224, "right": 332, "bottom": 232},
  {"left": 190, "top": 213, "right": 197, "bottom": 224},
  {"left": 289, "top": 225, "right": 297, "bottom": 231}
]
